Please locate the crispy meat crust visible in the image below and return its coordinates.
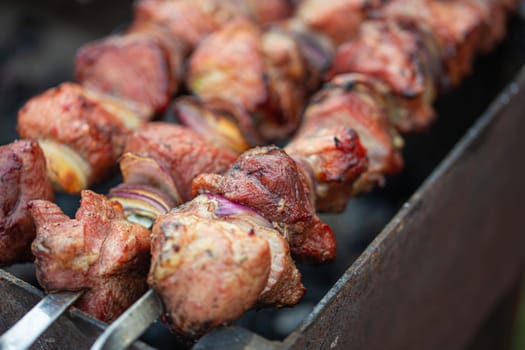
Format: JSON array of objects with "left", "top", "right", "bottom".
[
  {"left": 328, "top": 20, "right": 441, "bottom": 132},
  {"left": 299, "top": 74, "right": 404, "bottom": 196},
  {"left": 0, "top": 140, "right": 54, "bottom": 265},
  {"left": 285, "top": 119, "right": 369, "bottom": 213},
  {"left": 193, "top": 146, "right": 336, "bottom": 263}
]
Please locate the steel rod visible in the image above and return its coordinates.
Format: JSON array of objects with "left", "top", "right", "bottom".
[
  {"left": 90, "top": 289, "right": 163, "bottom": 350},
  {"left": 0, "top": 291, "right": 84, "bottom": 350}
]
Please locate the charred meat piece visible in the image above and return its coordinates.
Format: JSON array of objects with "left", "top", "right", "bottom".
[
  {"left": 294, "top": 74, "right": 404, "bottom": 197},
  {"left": 328, "top": 20, "right": 441, "bottom": 133},
  {"left": 30, "top": 190, "right": 151, "bottom": 322},
  {"left": 176, "top": 20, "right": 333, "bottom": 150},
  {"left": 0, "top": 140, "right": 54, "bottom": 265},
  {"left": 75, "top": 27, "right": 183, "bottom": 117},
  {"left": 188, "top": 19, "right": 328, "bottom": 141},
  {"left": 148, "top": 196, "right": 270, "bottom": 337},
  {"left": 123, "top": 122, "right": 237, "bottom": 202},
  {"left": 296, "top": 0, "right": 384, "bottom": 45},
  {"left": 285, "top": 120, "right": 368, "bottom": 213},
  {"left": 17, "top": 83, "right": 142, "bottom": 193},
  {"left": 377, "top": 0, "right": 486, "bottom": 87},
  {"left": 193, "top": 146, "right": 336, "bottom": 263}
]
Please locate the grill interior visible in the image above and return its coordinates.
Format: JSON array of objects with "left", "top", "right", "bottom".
[{"left": 1, "top": 0, "right": 525, "bottom": 348}]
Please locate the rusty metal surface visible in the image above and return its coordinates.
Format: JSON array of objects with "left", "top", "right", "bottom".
[
  {"left": 281, "top": 68, "right": 525, "bottom": 350},
  {"left": 0, "top": 269, "right": 153, "bottom": 350}
]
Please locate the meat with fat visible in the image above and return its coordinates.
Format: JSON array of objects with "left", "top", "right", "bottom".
[
  {"left": 149, "top": 194, "right": 274, "bottom": 337},
  {"left": 30, "top": 190, "right": 151, "bottom": 322},
  {"left": 17, "top": 83, "right": 143, "bottom": 193},
  {"left": 193, "top": 146, "right": 337, "bottom": 263},
  {"left": 122, "top": 122, "right": 237, "bottom": 202}
]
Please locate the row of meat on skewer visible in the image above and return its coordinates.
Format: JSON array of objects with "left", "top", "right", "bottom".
[{"left": 0, "top": 0, "right": 518, "bottom": 340}]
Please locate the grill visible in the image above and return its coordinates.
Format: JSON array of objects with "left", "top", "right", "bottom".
[{"left": 1, "top": 1, "right": 525, "bottom": 349}]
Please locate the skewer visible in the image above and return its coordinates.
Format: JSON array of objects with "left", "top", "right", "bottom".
[
  {"left": 90, "top": 289, "right": 163, "bottom": 350},
  {"left": 0, "top": 214, "right": 157, "bottom": 350},
  {"left": 0, "top": 291, "right": 84, "bottom": 350}
]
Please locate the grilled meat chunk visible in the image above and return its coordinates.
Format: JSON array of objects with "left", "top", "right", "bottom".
[
  {"left": 285, "top": 118, "right": 369, "bottom": 213},
  {"left": 187, "top": 19, "right": 330, "bottom": 142},
  {"left": 187, "top": 20, "right": 268, "bottom": 137},
  {"left": 30, "top": 190, "right": 151, "bottom": 322},
  {"left": 296, "top": 0, "right": 384, "bottom": 45},
  {"left": 17, "top": 83, "right": 143, "bottom": 193},
  {"left": 134, "top": 0, "right": 292, "bottom": 49},
  {"left": 377, "top": 0, "right": 486, "bottom": 87},
  {"left": 0, "top": 140, "right": 54, "bottom": 265},
  {"left": 149, "top": 194, "right": 275, "bottom": 337},
  {"left": 123, "top": 122, "right": 237, "bottom": 202},
  {"left": 328, "top": 20, "right": 441, "bottom": 132},
  {"left": 193, "top": 146, "right": 336, "bottom": 263},
  {"left": 75, "top": 28, "right": 183, "bottom": 118},
  {"left": 296, "top": 74, "right": 404, "bottom": 196}
]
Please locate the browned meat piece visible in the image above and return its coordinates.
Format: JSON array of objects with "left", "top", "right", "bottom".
[
  {"left": 128, "top": 21, "right": 186, "bottom": 79},
  {"left": 294, "top": 74, "right": 404, "bottom": 196},
  {"left": 134, "top": 0, "right": 224, "bottom": 49},
  {"left": 17, "top": 83, "right": 142, "bottom": 193},
  {"left": 134, "top": 0, "right": 292, "bottom": 49},
  {"left": 187, "top": 19, "right": 267, "bottom": 134},
  {"left": 30, "top": 190, "right": 151, "bottom": 322},
  {"left": 0, "top": 140, "right": 54, "bottom": 265},
  {"left": 75, "top": 27, "right": 183, "bottom": 117},
  {"left": 296, "top": 0, "right": 384, "bottom": 45},
  {"left": 259, "top": 25, "right": 317, "bottom": 139},
  {"left": 123, "top": 122, "right": 237, "bottom": 202},
  {"left": 177, "top": 21, "right": 334, "bottom": 147},
  {"left": 193, "top": 146, "right": 336, "bottom": 263},
  {"left": 245, "top": 0, "right": 294, "bottom": 25},
  {"left": 285, "top": 121, "right": 368, "bottom": 213},
  {"left": 377, "top": 0, "right": 485, "bottom": 87},
  {"left": 149, "top": 194, "right": 273, "bottom": 337},
  {"left": 188, "top": 19, "right": 328, "bottom": 141},
  {"left": 328, "top": 20, "right": 442, "bottom": 133},
  {"left": 464, "top": 0, "right": 509, "bottom": 52}
]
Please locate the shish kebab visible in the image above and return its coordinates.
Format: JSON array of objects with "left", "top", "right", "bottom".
[
  {"left": 2, "top": 0, "right": 297, "bottom": 267},
  {"left": 91, "top": 0, "right": 518, "bottom": 345},
  {"left": 0, "top": 0, "right": 516, "bottom": 348},
  {"left": 3, "top": 0, "right": 516, "bottom": 342},
  {"left": 16, "top": 0, "right": 294, "bottom": 195},
  {"left": 3, "top": 19, "right": 364, "bottom": 339}
]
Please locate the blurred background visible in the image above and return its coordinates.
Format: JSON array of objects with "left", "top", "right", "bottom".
[{"left": 0, "top": 0, "right": 524, "bottom": 349}]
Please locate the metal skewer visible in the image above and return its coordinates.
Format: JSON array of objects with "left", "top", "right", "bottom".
[
  {"left": 90, "top": 289, "right": 163, "bottom": 350},
  {"left": 0, "top": 290, "right": 84, "bottom": 350}
]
